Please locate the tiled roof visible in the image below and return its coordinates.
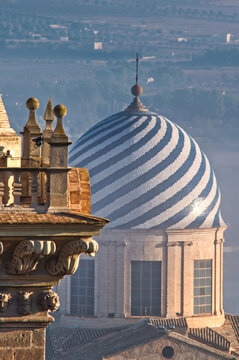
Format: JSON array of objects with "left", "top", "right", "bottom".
[
  {"left": 57, "top": 321, "right": 165, "bottom": 360},
  {"left": 49, "top": 321, "right": 236, "bottom": 360},
  {"left": 0, "top": 212, "right": 108, "bottom": 225},
  {"left": 45, "top": 328, "right": 55, "bottom": 360},
  {"left": 61, "top": 326, "right": 130, "bottom": 351},
  {"left": 226, "top": 314, "right": 239, "bottom": 342},
  {"left": 149, "top": 317, "right": 187, "bottom": 328},
  {"left": 188, "top": 326, "right": 230, "bottom": 352}
]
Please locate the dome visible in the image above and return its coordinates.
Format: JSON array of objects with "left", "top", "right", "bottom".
[{"left": 69, "top": 96, "right": 225, "bottom": 230}]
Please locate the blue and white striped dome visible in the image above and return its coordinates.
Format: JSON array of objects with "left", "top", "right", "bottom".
[{"left": 69, "top": 97, "right": 225, "bottom": 230}]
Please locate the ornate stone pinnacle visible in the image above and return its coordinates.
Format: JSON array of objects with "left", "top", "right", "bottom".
[
  {"left": 43, "top": 98, "right": 54, "bottom": 132},
  {"left": 25, "top": 97, "right": 41, "bottom": 130},
  {"left": 52, "top": 104, "right": 68, "bottom": 139}
]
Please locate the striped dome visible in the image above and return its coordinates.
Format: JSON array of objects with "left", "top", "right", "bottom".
[{"left": 69, "top": 98, "right": 225, "bottom": 230}]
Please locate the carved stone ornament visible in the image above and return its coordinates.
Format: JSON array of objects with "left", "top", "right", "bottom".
[
  {"left": 7, "top": 240, "right": 56, "bottom": 275},
  {"left": 0, "top": 293, "right": 12, "bottom": 312},
  {"left": 0, "top": 242, "right": 3, "bottom": 255},
  {"left": 18, "top": 292, "right": 32, "bottom": 315},
  {"left": 38, "top": 290, "right": 60, "bottom": 312},
  {"left": 46, "top": 237, "right": 98, "bottom": 276}
]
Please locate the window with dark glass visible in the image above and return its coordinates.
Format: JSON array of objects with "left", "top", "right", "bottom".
[
  {"left": 194, "top": 259, "right": 212, "bottom": 314},
  {"left": 70, "top": 259, "right": 94, "bottom": 316},
  {"left": 131, "top": 261, "right": 161, "bottom": 316}
]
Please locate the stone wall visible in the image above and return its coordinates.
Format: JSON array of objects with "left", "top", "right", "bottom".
[{"left": 0, "top": 328, "right": 45, "bottom": 360}]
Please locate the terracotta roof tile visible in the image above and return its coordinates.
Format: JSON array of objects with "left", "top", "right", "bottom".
[
  {"left": 0, "top": 212, "right": 108, "bottom": 225},
  {"left": 50, "top": 321, "right": 235, "bottom": 360}
]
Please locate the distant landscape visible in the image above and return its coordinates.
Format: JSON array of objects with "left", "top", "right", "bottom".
[
  {"left": 0, "top": 0, "right": 239, "bottom": 312},
  {"left": 1, "top": 0, "right": 239, "bottom": 146}
]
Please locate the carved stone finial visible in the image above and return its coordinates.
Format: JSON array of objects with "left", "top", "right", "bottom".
[
  {"left": 38, "top": 290, "right": 60, "bottom": 312},
  {"left": 0, "top": 242, "right": 3, "bottom": 255},
  {"left": 0, "top": 293, "right": 12, "bottom": 312},
  {"left": 44, "top": 98, "right": 54, "bottom": 123},
  {"left": 18, "top": 292, "right": 32, "bottom": 315},
  {"left": 46, "top": 237, "right": 98, "bottom": 276},
  {"left": 52, "top": 104, "right": 68, "bottom": 138},
  {"left": 25, "top": 98, "right": 41, "bottom": 129},
  {"left": 26, "top": 98, "right": 39, "bottom": 111},
  {"left": 7, "top": 240, "right": 56, "bottom": 275}
]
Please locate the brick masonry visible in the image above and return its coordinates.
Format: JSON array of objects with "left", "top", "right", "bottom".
[{"left": 0, "top": 328, "right": 45, "bottom": 360}]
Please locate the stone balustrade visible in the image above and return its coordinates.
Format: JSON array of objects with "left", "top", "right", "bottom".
[{"left": 0, "top": 166, "right": 70, "bottom": 212}]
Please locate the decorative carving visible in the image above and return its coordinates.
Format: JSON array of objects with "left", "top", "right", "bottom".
[
  {"left": 214, "top": 239, "right": 224, "bottom": 245},
  {"left": 7, "top": 240, "right": 56, "bottom": 275},
  {"left": 0, "top": 293, "right": 12, "bottom": 312},
  {"left": 0, "top": 242, "right": 3, "bottom": 255},
  {"left": 179, "top": 241, "right": 193, "bottom": 247},
  {"left": 38, "top": 290, "right": 60, "bottom": 312},
  {"left": 166, "top": 241, "right": 179, "bottom": 247},
  {"left": 18, "top": 292, "right": 32, "bottom": 315},
  {"left": 46, "top": 237, "right": 98, "bottom": 276}
]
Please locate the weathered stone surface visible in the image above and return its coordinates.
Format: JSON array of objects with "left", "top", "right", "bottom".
[
  {"left": 14, "top": 347, "right": 45, "bottom": 360},
  {"left": 0, "top": 329, "right": 30, "bottom": 347},
  {"left": 0, "top": 349, "right": 12, "bottom": 360},
  {"left": 32, "top": 328, "right": 45, "bottom": 347}
]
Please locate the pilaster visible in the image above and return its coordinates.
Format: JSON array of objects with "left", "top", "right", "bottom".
[
  {"left": 214, "top": 233, "right": 224, "bottom": 315},
  {"left": 166, "top": 241, "right": 179, "bottom": 317},
  {"left": 182, "top": 241, "right": 193, "bottom": 317},
  {"left": 115, "top": 241, "right": 127, "bottom": 318},
  {"left": 96, "top": 241, "right": 108, "bottom": 317}
]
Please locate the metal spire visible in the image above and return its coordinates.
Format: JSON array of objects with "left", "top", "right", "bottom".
[{"left": 136, "top": 52, "right": 139, "bottom": 84}]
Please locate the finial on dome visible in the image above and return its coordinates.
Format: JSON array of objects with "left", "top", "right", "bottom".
[
  {"left": 125, "top": 53, "right": 148, "bottom": 112},
  {"left": 131, "top": 53, "right": 143, "bottom": 97}
]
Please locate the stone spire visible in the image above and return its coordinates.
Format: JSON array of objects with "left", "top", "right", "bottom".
[
  {"left": 42, "top": 98, "right": 54, "bottom": 167},
  {"left": 0, "top": 95, "right": 16, "bottom": 134}
]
